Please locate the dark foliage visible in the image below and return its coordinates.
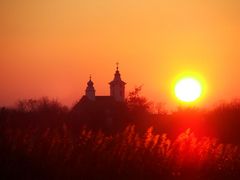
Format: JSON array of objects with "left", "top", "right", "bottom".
[{"left": 1, "top": 97, "right": 240, "bottom": 179}]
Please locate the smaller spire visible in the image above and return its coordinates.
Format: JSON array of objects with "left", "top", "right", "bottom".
[
  {"left": 87, "top": 74, "right": 93, "bottom": 86},
  {"left": 116, "top": 62, "right": 119, "bottom": 71},
  {"left": 86, "top": 75, "right": 95, "bottom": 101}
]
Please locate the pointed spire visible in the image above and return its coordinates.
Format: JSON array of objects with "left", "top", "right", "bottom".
[
  {"left": 87, "top": 74, "right": 93, "bottom": 86},
  {"left": 113, "top": 62, "right": 121, "bottom": 81},
  {"left": 86, "top": 75, "right": 95, "bottom": 101},
  {"left": 116, "top": 62, "right": 119, "bottom": 71},
  {"left": 109, "top": 63, "right": 126, "bottom": 102}
]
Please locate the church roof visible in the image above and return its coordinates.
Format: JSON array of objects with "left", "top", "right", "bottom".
[
  {"left": 81, "top": 95, "right": 115, "bottom": 102},
  {"left": 72, "top": 95, "right": 118, "bottom": 112}
]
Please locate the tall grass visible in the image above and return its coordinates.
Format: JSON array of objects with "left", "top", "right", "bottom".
[
  {"left": 1, "top": 124, "right": 240, "bottom": 179},
  {"left": 1, "top": 97, "right": 240, "bottom": 179}
]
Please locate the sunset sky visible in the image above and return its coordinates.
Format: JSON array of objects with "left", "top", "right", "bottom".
[{"left": 1, "top": 0, "right": 240, "bottom": 110}]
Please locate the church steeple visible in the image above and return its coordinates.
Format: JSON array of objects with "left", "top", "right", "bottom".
[
  {"left": 85, "top": 75, "right": 95, "bottom": 101},
  {"left": 109, "top": 63, "right": 126, "bottom": 102}
]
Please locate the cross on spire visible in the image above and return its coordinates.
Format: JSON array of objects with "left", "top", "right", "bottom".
[{"left": 116, "top": 62, "right": 119, "bottom": 70}]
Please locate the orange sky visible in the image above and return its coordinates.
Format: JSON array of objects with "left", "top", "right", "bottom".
[{"left": 1, "top": 0, "right": 240, "bottom": 110}]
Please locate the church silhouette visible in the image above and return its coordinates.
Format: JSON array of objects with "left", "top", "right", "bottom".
[
  {"left": 83, "top": 63, "right": 126, "bottom": 102},
  {"left": 71, "top": 64, "right": 128, "bottom": 131}
]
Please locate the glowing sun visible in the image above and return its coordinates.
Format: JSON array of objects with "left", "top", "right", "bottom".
[{"left": 174, "top": 77, "right": 202, "bottom": 102}]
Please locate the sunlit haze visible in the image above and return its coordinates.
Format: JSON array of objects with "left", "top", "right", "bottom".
[{"left": 1, "top": 0, "right": 240, "bottom": 109}]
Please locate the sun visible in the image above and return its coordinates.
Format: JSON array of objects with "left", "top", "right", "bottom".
[{"left": 174, "top": 77, "right": 202, "bottom": 102}]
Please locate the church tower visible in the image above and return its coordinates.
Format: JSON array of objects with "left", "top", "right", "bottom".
[
  {"left": 109, "top": 63, "right": 126, "bottom": 102},
  {"left": 85, "top": 75, "right": 95, "bottom": 101}
]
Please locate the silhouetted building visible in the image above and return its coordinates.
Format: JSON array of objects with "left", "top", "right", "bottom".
[{"left": 71, "top": 64, "right": 127, "bottom": 131}]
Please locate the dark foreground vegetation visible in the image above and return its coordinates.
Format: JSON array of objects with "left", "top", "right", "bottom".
[{"left": 1, "top": 95, "right": 240, "bottom": 179}]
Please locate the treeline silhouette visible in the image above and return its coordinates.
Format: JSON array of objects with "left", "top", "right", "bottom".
[{"left": 1, "top": 93, "right": 240, "bottom": 179}]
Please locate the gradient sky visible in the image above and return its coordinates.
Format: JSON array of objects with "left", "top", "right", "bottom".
[{"left": 1, "top": 0, "right": 240, "bottom": 110}]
